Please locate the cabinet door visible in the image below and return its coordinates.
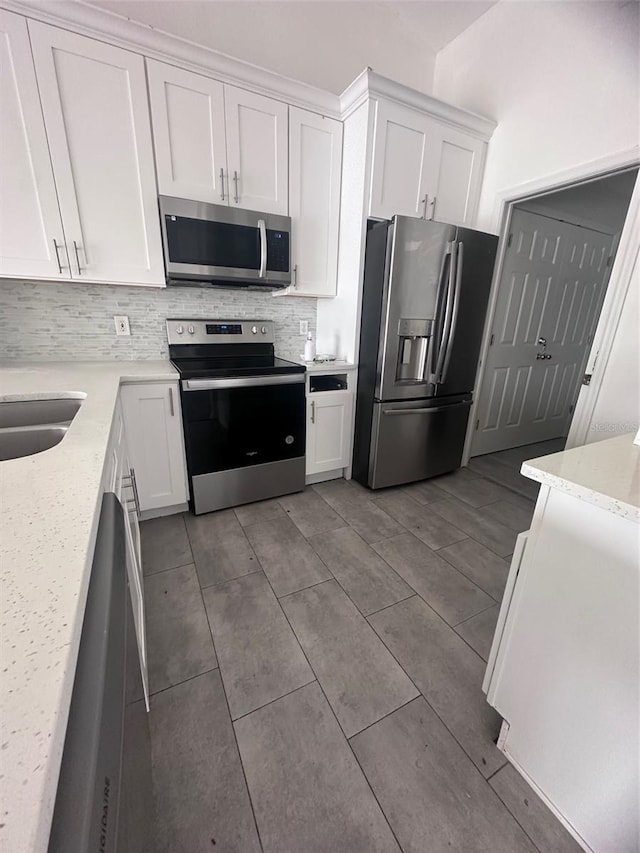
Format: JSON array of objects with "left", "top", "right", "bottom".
[
  {"left": 306, "top": 391, "right": 354, "bottom": 476},
  {"left": 120, "top": 382, "right": 188, "bottom": 512},
  {"left": 224, "top": 85, "right": 288, "bottom": 215},
  {"left": 0, "top": 11, "right": 69, "bottom": 279},
  {"left": 369, "top": 99, "right": 439, "bottom": 220},
  {"left": 123, "top": 497, "right": 149, "bottom": 709},
  {"left": 282, "top": 107, "right": 342, "bottom": 297},
  {"left": 27, "top": 21, "right": 164, "bottom": 285},
  {"left": 431, "top": 127, "right": 486, "bottom": 226},
  {"left": 147, "top": 59, "right": 228, "bottom": 205}
]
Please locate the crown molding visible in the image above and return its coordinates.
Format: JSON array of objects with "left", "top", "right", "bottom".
[
  {"left": 340, "top": 68, "right": 496, "bottom": 139},
  {"left": 2, "top": 0, "right": 342, "bottom": 117},
  {"left": 2, "top": 0, "right": 497, "bottom": 135}
]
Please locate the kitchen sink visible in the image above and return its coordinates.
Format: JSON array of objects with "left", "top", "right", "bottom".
[
  {"left": 0, "top": 425, "right": 69, "bottom": 461},
  {"left": 0, "top": 398, "right": 83, "bottom": 429},
  {"left": 0, "top": 397, "right": 83, "bottom": 460}
]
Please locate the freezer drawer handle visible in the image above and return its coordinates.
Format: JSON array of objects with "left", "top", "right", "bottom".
[{"left": 383, "top": 402, "right": 469, "bottom": 416}]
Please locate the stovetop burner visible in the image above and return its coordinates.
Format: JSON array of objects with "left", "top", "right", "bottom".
[{"left": 166, "top": 318, "right": 306, "bottom": 380}]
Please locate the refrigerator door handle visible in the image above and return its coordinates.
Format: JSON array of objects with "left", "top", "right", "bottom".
[
  {"left": 440, "top": 241, "right": 464, "bottom": 383},
  {"left": 433, "top": 241, "right": 458, "bottom": 382}
]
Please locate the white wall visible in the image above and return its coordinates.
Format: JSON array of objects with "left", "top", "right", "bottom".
[
  {"left": 433, "top": 1, "right": 640, "bottom": 232},
  {"left": 584, "top": 249, "right": 640, "bottom": 444}
]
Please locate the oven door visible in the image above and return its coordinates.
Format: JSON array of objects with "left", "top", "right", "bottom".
[
  {"left": 181, "top": 375, "right": 305, "bottom": 474},
  {"left": 160, "top": 196, "right": 291, "bottom": 286}
]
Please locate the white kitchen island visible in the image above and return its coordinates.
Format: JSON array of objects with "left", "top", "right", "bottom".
[{"left": 484, "top": 433, "right": 640, "bottom": 853}]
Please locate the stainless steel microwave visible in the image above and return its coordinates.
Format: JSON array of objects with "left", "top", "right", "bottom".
[{"left": 159, "top": 195, "right": 291, "bottom": 289}]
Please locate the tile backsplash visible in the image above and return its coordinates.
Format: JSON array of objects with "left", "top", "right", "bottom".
[{"left": 0, "top": 281, "right": 317, "bottom": 362}]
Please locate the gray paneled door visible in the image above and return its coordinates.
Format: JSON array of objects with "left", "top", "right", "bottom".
[{"left": 472, "top": 209, "right": 613, "bottom": 456}]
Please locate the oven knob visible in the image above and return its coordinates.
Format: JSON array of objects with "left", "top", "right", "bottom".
[
  {"left": 261, "top": 326, "right": 268, "bottom": 334},
  {"left": 176, "top": 325, "right": 184, "bottom": 335},
  {"left": 187, "top": 325, "right": 195, "bottom": 335},
  {"left": 251, "top": 325, "right": 258, "bottom": 334}
]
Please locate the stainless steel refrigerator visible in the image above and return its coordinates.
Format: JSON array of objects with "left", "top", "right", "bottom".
[{"left": 353, "top": 216, "right": 498, "bottom": 489}]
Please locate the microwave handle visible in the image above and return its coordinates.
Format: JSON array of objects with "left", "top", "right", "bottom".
[{"left": 258, "top": 219, "right": 267, "bottom": 278}]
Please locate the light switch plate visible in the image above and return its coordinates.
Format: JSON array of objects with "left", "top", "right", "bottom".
[{"left": 114, "top": 315, "right": 130, "bottom": 336}]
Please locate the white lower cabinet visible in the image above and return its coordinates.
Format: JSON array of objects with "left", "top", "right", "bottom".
[
  {"left": 105, "top": 400, "right": 149, "bottom": 709},
  {"left": 120, "top": 381, "right": 188, "bottom": 513},
  {"left": 485, "top": 485, "right": 638, "bottom": 853},
  {"left": 306, "top": 389, "right": 353, "bottom": 477}
]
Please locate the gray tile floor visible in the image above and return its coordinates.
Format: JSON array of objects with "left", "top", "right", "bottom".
[
  {"left": 141, "top": 459, "right": 581, "bottom": 853},
  {"left": 468, "top": 438, "right": 566, "bottom": 500}
]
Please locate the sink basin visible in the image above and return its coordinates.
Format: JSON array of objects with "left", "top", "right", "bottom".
[
  {"left": 0, "top": 425, "right": 69, "bottom": 461},
  {"left": 0, "top": 398, "right": 82, "bottom": 429},
  {"left": 0, "top": 397, "right": 83, "bottom": 460}
]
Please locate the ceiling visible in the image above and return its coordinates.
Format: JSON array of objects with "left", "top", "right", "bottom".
[{"left": 82, "top": 0, "right": 498, "bottom": 94}]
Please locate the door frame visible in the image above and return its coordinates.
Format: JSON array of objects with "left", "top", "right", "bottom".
[{"left": 462, "top": 145, "right": 640, "bottom": 465}]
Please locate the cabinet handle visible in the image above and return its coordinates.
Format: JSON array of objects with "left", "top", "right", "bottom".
[
  {"left": 233, "top": 170, "right": 239, "bottom": 203},
  {"left": 311, "top": 400, "right": 315, "bottom": 424},
  {"left": 73, "top": 240, "right": 83, "bottom": 275},
  {"left": 429, "top": 196, "right": 437, "bottom": 220},
  {"left": 292, "top": 264, "right": 298, "bottom": 288},
  {"left": 220, "top": 168, "right": 225, "bottom": 201},
  {"left": 421, "top": 194, "right": 428, "bottom": 219},
  {"left": 129, "top": 467, "right": 141, "bottom": 515},
  {"left": 52, "top": 239, "right": 65, "bottom": 274},
  {"left": 169, "top": 386, "right": 175, "bottom": 416}
]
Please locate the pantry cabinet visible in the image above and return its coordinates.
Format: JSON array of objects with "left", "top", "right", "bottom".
[
  {"left": 146, "top": 59, "right": 227, "bottom": 204},
  {"left": 277, "top": 107, "right": 343, "bottom": 297},
  {"left": 120, "top": 381, "right": 189, "bottom": 513},
  {"left": 0, "top": 10, "right": 67, "bottom": 279},
  {"left": 28, "top": 20, "right": 164, "bottom": 285},
  {"left": 369, "top": 97, "right": 486, "bottom": 226},
  {"left": 147, "top": 60, "right": 288, "bottom": 215}
]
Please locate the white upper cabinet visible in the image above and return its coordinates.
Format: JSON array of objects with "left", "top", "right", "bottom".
[
  {"left": 28, "top": 21, "right": 164, "bottom": 285},
  {"left": 0, "top": 10, "right": 68, "bottom": 278},
  {"left": 282, "top": 107, "right": 343, "bottom": 297},
  {"left": 147, "top": 59, "right": 227, "bottom": 204},
  {"left": 369, "top": 99, "right": 439, "bottom": 220},
  {"left": 369, "top": 97, "right": 486, "bottom": 226},
  {"left": 431, "top": 126, "right": 486, "bottom": 226},
  {"left": 224, "top": 85, "right": 288, "bottom": 215}
]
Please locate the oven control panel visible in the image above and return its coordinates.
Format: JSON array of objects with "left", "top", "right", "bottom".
[{"left": 167, "top": 319, "right": 275, "bottom": 345}]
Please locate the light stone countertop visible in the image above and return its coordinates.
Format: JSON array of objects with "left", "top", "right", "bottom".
[
  {"left": 521, "top": 432, "right": 640, "bottom": 522},
  {"left": 0, "top": 360, "right": 178, "bottom": 853}
]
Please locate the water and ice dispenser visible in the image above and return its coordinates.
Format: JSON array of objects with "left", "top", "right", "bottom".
[{"left": 395, "top": 318, "right": 434, "bottom": 382}]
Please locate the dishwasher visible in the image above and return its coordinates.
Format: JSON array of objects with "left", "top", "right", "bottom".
[{"left": 48, "top": 493, "right": 151, "bottom": 853}]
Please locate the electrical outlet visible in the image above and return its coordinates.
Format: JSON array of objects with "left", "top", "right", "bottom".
[
  {"left": 114, "top": 315, "right": 130, "bottom": 336},
  {"left": 299, "top": 320, "right": 309, "bottom": 336}
]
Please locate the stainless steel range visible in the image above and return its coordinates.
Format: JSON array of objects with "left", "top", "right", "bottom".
[{"left": 168, "top": 319, "right": 306, "bottom": 515}]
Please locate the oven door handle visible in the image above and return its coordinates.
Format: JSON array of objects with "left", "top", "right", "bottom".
[
  {"left": 182, "top": 374, "right": 305, "bottom": 391},
  {"left": 258, "top": 219, "right": 267, "bottom": 279}
]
